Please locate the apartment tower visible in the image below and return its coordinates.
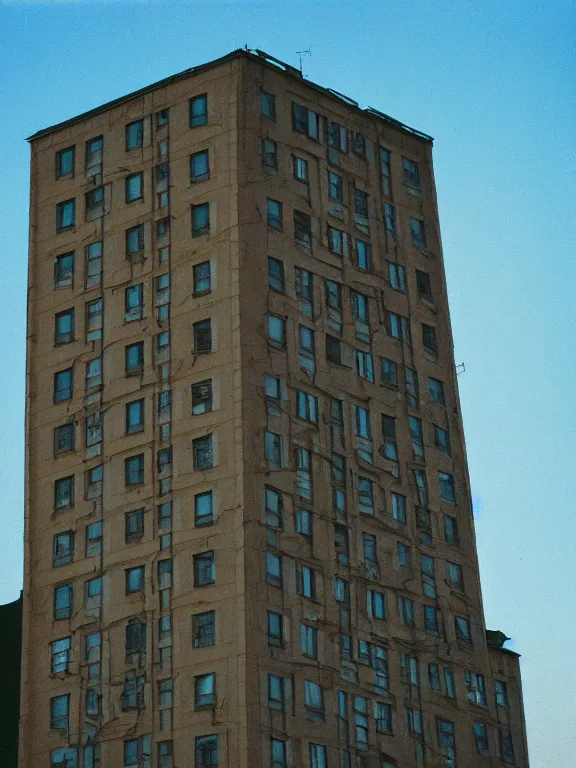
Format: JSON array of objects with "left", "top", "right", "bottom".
[{"left": 21, "top": 49, "right": 529, "bottom": 768}]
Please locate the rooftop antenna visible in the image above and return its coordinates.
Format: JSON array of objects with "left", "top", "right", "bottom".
[{"left": 296, "top": 48, "right": 312, "bottom": 76}]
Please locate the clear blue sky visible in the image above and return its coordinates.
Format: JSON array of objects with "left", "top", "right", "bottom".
[{"left": 1, "top": 1, "right": 574, "bottom": 765}]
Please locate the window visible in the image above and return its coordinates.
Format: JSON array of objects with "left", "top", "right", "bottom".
[
  {"left": 352, "top": 241, "right": 372, "bottom": 275},
  {"left": 379, "top": 147, "right": 391, "bottom": 193},
  {"left": 192, "top": 379, "right": 213, "bottom": 414},
  {"left": 53, "top": 531, "right": 74, "bottom": 567},
  {"left": 125, "top": 566, "right": 144, "bottom": 594},
  {"left": 367, "top": 589, "right": 386, "bottom": 619},
  {"left": 50, "top": 694, "right": 69, "bottom": 730},
  {"left": 190, "top": 94, "right": 208, "bottom": 126},
  {"left": 56, "top": 199, "right": 75, "bottom": 231},
  {"left": 473, "top": 723, "right": 489, "bottom": 756},
  {"left": 381, "top": 358, "right": 397, "bottom": 387},
  {"left": 328, "top": 225, "right": 348, "bottom": 256},
  {"left": 292, "top": 102, "right": 320, "bottom": 139},
  {"left": 83, "top": 574, "right": 101, "bottom": 606},
  {"left": 56, "top": 146, "right": 74, "bottom": 178},
  {"left": 447, "top": 562, "right": 464, "bottom": 593},
  {"left": 354, "top": 187, "right": 368, "bottom": 219},
  {"left": 296, "top": 508, "right": 312, "bottom": 536},
  {"left": 363, "top": 533, "right": 377, "bottom": 566},
  {"left": 294, "top": 210, "right": 312, "bottom": 247},
  {"left": 158, "top": 741, "right": 172, "bottom": 768},
  {"left": 195, "top": 672, "right": 216, "bottom": 708},
  {"left": 194, "top": 551, "right": 215, "bottom": 587},
  {"left": 267, "top": 315, "right": 286, "bottom": 348},
  {"left": 309, "top": 744, "right": 327, "bottom": 768},
  {"left": 444, "top": 515, "right": 459, "bottom": 545},
  {"left": 125, "top": 509, "right": 144, "bottom": 543},
  {"left": 389, "top": 263, "right": 407, "bottom": 292},
  {"left": 125, "top": 342, "right": 144, "bottom": 375},
  {"left": 416, "top": 269, "right": 433, "bottom": 301},
  {"left": 54, "top": 423, "right": 75, "bottom": 455},
  {"left": 355, "top": 350, "right": 374, "bottom": 382},
  {"left": 86, "top": 298, "right": 102, "bottom": 340},
  {"left": 55, "top": 309, "right": 74, "bottom": 344},
  {"left": 126, "top": 172, "right": 143, "bottom": 202},
  {"left": 268, "top": 257, "right": 285, "bottom": 292},
  {"left": 408, "top": 416, "right": 425, "bottom": 459},
  {"left": 86, "top": 522, "right": 102, "bottom": 557},
  {"left": 195, "top": 491, "right": 213, "bottom": 526},
  {"left": 325, "top": 280, "right": 342, "bottom": 332},
  {"left": 384, "top": 203, "right": 397, "bottom": 235},
  {"left": 392, "top": 492, "right": 407, "bottom": 523},
  {"left": 126, "top": 619, "right": 147, "bottom": 656},
  {"left": 305, "top": 680, "right": 324, "bottom": 720},
  {"left": 495, "top": 680, "right": 509, "bottom": 709},
  {"left": 455, "top": 616, "right": 472, "bottom": 644},
  {"left": 437, "top": 719, "right": 456, "bottom": 765},
  {"left": 54, "top": 251, "right": 74, "bottom": 287},
  {"left": 86, "top": 241, "right": 102, "bottom": 287},
  {"left": 155, "top": 107, "right": 169, "bottom": 127},
  {"left": 403, "top": 157, "right": 421, "bottom": 195},
  {"left": 125, "top": 399, "right": 144, "bottom": 435},
  {"left": 300, "top": 624, "right": 317, "bottom": 658},
  {"left": 51, "top": 636, "right": 71, "bottom": 673},
  {"left": 439, "top": 472, "right": 456, "bottom": 504},
  {"left": 53, "top": 585, "right": 74, "bottom": 624},
  {"left": 267, "top": 198, "right": 282, "bottom": 230},
  {"left": 190, "top": 149, "right": 210, "bottom": 182},
  {"left": 124, "top": 735, "right": 150, "bottom": 767},
  {"left": 328, "top": 171, "right": 343, "bottom": 202},
  {"left": 51, "top": 749, "right": 77, "bottom": 768},
  {"left": 297, "top": 564, "right": 315, "bottom": 599},
  {"left": 499, "top": 730, "right": 515, "bottom": 763},
  {"left": 296, "top": 447, "right": 312, "bottom": 500},
  {"left": 325, "top": 334, "right": 342, "bottom": 364},
  {"left": 358, "top": 478, "right": 374, "bottom": 515},
  {"left": 388, "top": 312, "right": 411, "bottom": 344},
  {"left": 265, "top": 430, "right": 282, "bottom": 467},
  {"left": 54, "top": 475, "right": 74, "bottom": 512},
  {"left": 264, "top": 376, "right": 282, "bottom": 417},
  {"left": 422, "top": 324, "right": 438, "bottom": 358},
  {"left": 465, "top": 671, "right": 487, "bottom": 705},
  {"left": 424, "top": 605, "right": 440, "bottom": 634},
  {"left": 125, "top": 283, "right": 143, "bottom": 322},
  {"left": 193, "top": 434, "right": 213, "bottom": 469},
  {"left": 433, "top": 425, "right": 450, "bottom": 455},
  {"left": 373, "top": 701, "right": 393, "bottom": 734},
  {"left": 266, "top": 552, "right": 282, "bottom": 587},
  {"left": 126, "top": 120, "right": 144, "bottom": 151},
  {"left": 54, "top": 368, "right": 73, "bottom": 403},
  {"left": 428, "top": 663, "right": 441, "bottom": 691},
  {"left": 122, "top": 673, "right": 145, "bottom": 711},
  {"left": 354, "top": 695, "right": 369, "bottom": 748},
  {"left": 296, "top": 390, "right": 318, "bottom": 422},
  {"left": 261, "top": 90, "right": 276, "bottom": 119},
  {"left": 293, "top": 155, "right": 308, "bottom": 182},
  {"left": 158, "top": 502, "right": 171, "bottom": 531},
  {"left": 157, "top": 446, "right": 172, "bottom": 474},
  {"left": 263, "top": 139, "right": 277, "bottom": 171},
  {"left": 193, "top": 319, "right": 212, "bottom": 352},
  {"left": 271, "top": 739, "right": 286, "bottom": 768},
  {"left": 126, "top": 224, "right": 144, "bottom": 256},
  {"left": 421, "top": 555, "right": 436, "bottom": 598},
  {"left": 192, "top": 202, "right": 210, "bottom": 236},
  {"left": 193, "top": 610, "right": 215, "bottom": 648},
  {"left": 268, "top": 674, "right": 285, "bottom": 710},
  {"left": 382, "top": 415, "right": 398, "bottom": 463},
  {"left": 428, "top": 377, "right": 445, "bottom": 404},
  {"left": 295, "top": 267, "right": 313, "bottom": 316},
  {"left": 398, "top": 596, "right": 414, "bottom": 626},
  {"left": 192, "top": 261, "right": 211, "bottom": 296},
  {"left": 195, "top": 735, "right": 218, "bottom": 767},
  {"left": 267, "top": 611, "right": 283, "bottom": 647},
  {"left": 410, "top": 217, "right": 427, "bottom": 248},
  {"left": 351, "top": 130, "right": 366, "bottom": 156},
  {"left": 125, "top": 454, "right": 144, "bottom": 486},
  {"left": 444, "top": 667, "right": 456, "bottom": 698},
  {"left": 328, "top": 120, "right": 347, "bottom": 152},
  {"left": 397, "top": 543, "right": 411, "bottom": 567},
  {"left": 405, "top": 368, "right": 419, "bottom": 407}
]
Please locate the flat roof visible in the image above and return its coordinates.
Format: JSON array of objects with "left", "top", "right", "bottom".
[{"left": 27, "top": 48, "right": 433, "bottom": 144}]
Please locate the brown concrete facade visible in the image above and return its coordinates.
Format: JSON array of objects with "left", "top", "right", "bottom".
[{"left": 21, "top": 50, "right": 529, "bottom": 768}]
